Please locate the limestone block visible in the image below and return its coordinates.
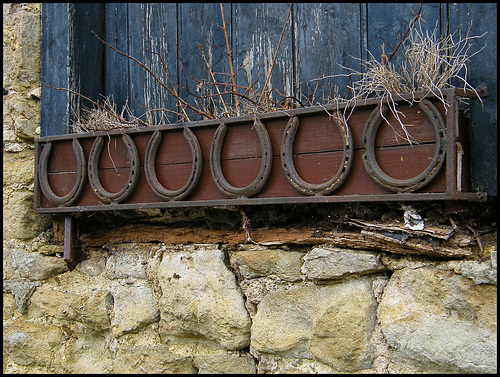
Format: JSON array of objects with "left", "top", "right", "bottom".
[
  {"left": 3, "top": 279, "right": 40, "bottom": 314},
  {"left": 230, "top": 246, "right": 304, "bottom": 281},
  {"left": 3, "top": 321, "right": 65, "bottom": 368},
  {"left": 379, "top": 267, "right": 497, "bottom": 373},
  {"left": 29, "top": 285, "right": 113, "bottom": 332},
  {"left": 3, "top": 191, "right": 51, "bottom": 240},
  {"left": 76, "top": 248, "right": 107, "bottom": 276},
  {"left": 6, "top": 246, "right": 68, "bottom": 281},
  {"left": 302, "top": 246, "right": 385, "bottom": 279},
  {"left": 37, "top": 244, "right": 64, "bottom": 256},
  {"left": 110, "top": 284, "right": 159, "bottom": 336},
  {"left": 239, "top": 276, "right": 295, "bottom": 318},
  {"left": 63, "top": 333, "right": 113, "bottom": 374},
  {"left": 6, "top": 95, "right": 40, "bottom": 141},
  {"left": 251, "top": 277, "right": 377, "bottom": 371},
  {"left": 3, "top": 292, "right": 17, "bottom": 320},
  {"left": 3, "top": 3, "right": 41, "bottom": 91},
  {"left": 114, "top": 345, "right": 196, "bottom": 373},
  {"left": 104, "top": 243, "right": 149, "bottom": 279},
  {"left": 194, "top": 354, "right": 256, "bottom": 374},
  {"left": 256, "top": 355, "right": 335, "bottom": 374},
  {"left": 451, "top": 259, "right": 497, "bottom": 285},
  {"left": 157, "top": 245, "right": 251, "bottom": 350},
  {"left": 3, "top": 150, "right": 35, "bottom": 189}
]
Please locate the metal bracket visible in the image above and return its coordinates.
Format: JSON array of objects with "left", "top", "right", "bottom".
[{"left": 63, "top": 215, "right": 76, "bottom": 264}]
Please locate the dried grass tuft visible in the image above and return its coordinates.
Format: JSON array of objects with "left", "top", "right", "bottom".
[
  {"left": 70, "top": 96, "right": 145, "bottom": 133},
  {"left": 337, "top": 19, "right": 486, "bottom": 144}
]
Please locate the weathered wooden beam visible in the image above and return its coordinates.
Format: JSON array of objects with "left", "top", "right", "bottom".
[{"left": 78, "top": 223, "right": 474, "bottom": 258}]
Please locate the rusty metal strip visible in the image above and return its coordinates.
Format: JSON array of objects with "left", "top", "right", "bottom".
[
  {"left": 209, "top": 118, "right": 272, "bottom": 198},
  {"left": 144, "top": 127, "right": 202, "bottom": 201},
  {"left": 281, "top": 115, "right": 354, "bottom": 195},
  {"left": 32, "top": 191, "right": 487, "bottom": 215},
  {"left": 39, "top": 139, "right": 86, "bottom": 206},
  {"left": 88, "top": 134, "right": 140, "bottom": 203},
  {"left": 63, "top": 215, "right": 76, "bottom": 264},
  {"left": 361, "top": 99, "right": 446, "bottom": 193}
]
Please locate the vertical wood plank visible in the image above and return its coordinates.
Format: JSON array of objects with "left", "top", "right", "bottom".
[
  {"left": 294, "top": 3, "right": 362, "bottom": 103},
  {"left": 126, "top": 3, "right": 178, "bottom": 124},
  {"left": 232, "top": 3, "right": 294, "bottom": 110},
  {"left": 41, "top": 4, "right": 104, "bottom": 136},
  {"left": 41, "top": 3, "right": 70, "bottom": 136},
  {"left": 68, "top": 4, "right": 105, "bottom": 125},
  {"left": 366, "top": 3, "right": 441, "bottom": 66},
  {"left": 178, "top": 3, "right": 232, "bottom": 120},
  {"left": 449, "top": 3, "right": 497, "bottom": 195},
  {"left": 104, "top": 3, "right": 130, "bottom": 112}
]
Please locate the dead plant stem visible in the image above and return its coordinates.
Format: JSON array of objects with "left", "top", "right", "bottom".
[
  {"left": 259, "top": 3, "right": 292, "bottom": 106},
  {"left": 219, "top": 3, "right": 240, "bottom": 114},
  {"left": 86, "top": 15, "right": 211, "bottom": 120}
]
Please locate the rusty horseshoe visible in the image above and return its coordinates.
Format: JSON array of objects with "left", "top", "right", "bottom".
[
  {"left": 281, "top": 115, "right": 354, "bottom": 196},
  {"left": 362, "top": 99, "right": 446, "bottom": 193},
  {"left": 88, "top": 133, "right": 139, "bottom": 204},
  {"left": 39, "top": 139, "right": 86, "bottom": 206},
  {"left": 144, "top": 127, "right": 202, "bottom": 201},
  {"left": 210, "top": 119, "right": 272, "bottom": 198}
]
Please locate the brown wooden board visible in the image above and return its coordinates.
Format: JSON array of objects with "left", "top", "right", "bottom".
[{"left": 34, "top": 90, "right": 486, "bottom": 213}]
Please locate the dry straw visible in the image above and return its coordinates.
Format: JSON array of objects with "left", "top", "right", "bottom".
[
  {"left": 334, "top": 18, "right": 486, "bottom": 144},
  {"left": 63, "top": 7, "right": 485, "bottom": 141}
]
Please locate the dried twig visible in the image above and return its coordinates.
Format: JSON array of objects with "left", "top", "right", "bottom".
[
  {"left": 383, "top": 3, "right": 426, "bottom": 65},
  {"left": 199, "top": 43, "right": 229, "bottom": 116},
  {"left": 219, "top": 3, "right": 240, "bottom": 114},
  {"left": 337, "top": 16, "right": 486, "bottom": 144},
  {"left": 85, "top": 15, "right": 212, "bottom": 120},
  {"left": 258, "top": 3, "right": 292, "bottom": 106}
]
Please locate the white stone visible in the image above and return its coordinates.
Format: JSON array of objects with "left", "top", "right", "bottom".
[
  {"left": 251, "top": 277, "right": 377, "bottom": 371},
  {"left": 110, "top": 284, "right": 159, "bottom": 336},
  {"left": 157, "top": 245, "right": 251, "bottom": 350},
  {"left": 379, "top": 266, "right": 497, "bottom": 373},
  {"left": 302, "top": 247, "right": 385, "bottom": 279}
]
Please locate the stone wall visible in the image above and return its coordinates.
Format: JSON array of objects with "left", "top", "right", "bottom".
[{"left": 3, "top": 3, "right": 497, "bottom": 374}]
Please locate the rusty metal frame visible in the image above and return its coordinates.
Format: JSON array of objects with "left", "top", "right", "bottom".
[{"left": 34, "top": 88, "right": 487, "bottom": 216}]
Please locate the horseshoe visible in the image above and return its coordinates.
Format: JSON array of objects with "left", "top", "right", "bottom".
[
  {"left": 88, "top": 133, "right": 139, "bottom": 204},
  {"left": 210, "top": 119, "right": 272, "bottom": 198},
  {"left": 39, "top": 139, "right": 86, "bottom": 206},
  {"left": 362, "top": 99, "right": 446, "bottom": 193},
  {"left": 144, "top": 127, "right": 202, "bottom": 201},
  {"left": 281, "top": 115, "right": 354, "bottom": 196}
]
